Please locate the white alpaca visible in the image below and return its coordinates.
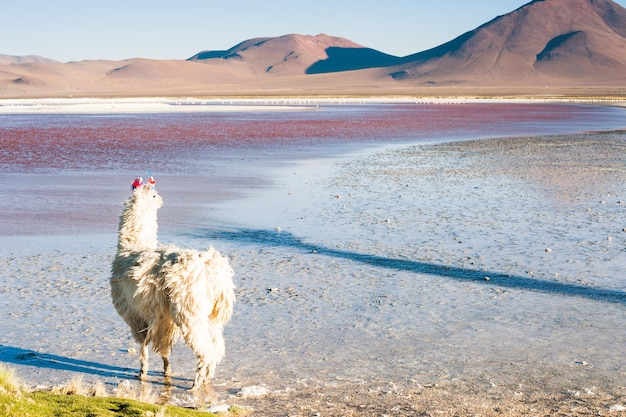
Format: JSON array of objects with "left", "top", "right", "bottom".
[{"left": 110, "top": 177, "right": 235, "bottom": 390}]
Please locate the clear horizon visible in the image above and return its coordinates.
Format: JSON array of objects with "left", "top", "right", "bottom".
[{"left": 3, "top": 0, "right": 625, "bottom": 63}]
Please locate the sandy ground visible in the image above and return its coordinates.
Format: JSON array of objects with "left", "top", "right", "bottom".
[{"left": 1, "top": 129, "right": 626, "bottom": 416}]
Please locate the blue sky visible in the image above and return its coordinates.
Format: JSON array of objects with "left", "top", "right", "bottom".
[{"left": 2, "top": 1, "right": 626, "bottom": 62}]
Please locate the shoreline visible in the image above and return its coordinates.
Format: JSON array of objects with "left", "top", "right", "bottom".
[{"left": 1, "top": 96, "right": 625, "bottom": 114}]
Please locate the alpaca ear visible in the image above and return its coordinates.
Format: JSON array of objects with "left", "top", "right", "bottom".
[{"left": 132, "top": 186, "right": 150, "bottom": 200}]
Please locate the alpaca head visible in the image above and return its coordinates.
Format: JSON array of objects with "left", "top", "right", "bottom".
[
  {"left": 132, "top": 182, "right": 164, "bottom": 211},
  {"left": 129, "top": 175, "right": 163, "bottom": 211},
  {"left": 117, "top": 176, "right": 163, "bottom": 251}
]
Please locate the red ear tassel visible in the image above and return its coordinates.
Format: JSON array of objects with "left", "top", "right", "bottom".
[
  {"left": 131, "top": 177, "right": 143, "bottom": 190},
  {"left": 131, "top": 176, "right": 156, "bottom": 191}
]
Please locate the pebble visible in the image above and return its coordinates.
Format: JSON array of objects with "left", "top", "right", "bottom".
[
  {"left": 207, "top": 404, "right": 231, "bottom": 413},
  {"left": 237, "top": 385, "right": 269, "bottom": 397}
]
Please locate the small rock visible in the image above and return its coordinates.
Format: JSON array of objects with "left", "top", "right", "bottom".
[
  {"left": 545, "top": 248, "right": 553, "bottom": 253},
  {"left": 207, "top": 404, "right": 231, "bottom": 413},
  {"left": 484, "top": 277, "right": 490, "bottom": 281},
  {"left": 237, "top": 385, "right": 268, "bottom": 397},
  {"left": 609, "top": 404, "right": 626, "bottom": 412},
  {"left": 117, "top": 380, "right": 131, "bottom": 389}
]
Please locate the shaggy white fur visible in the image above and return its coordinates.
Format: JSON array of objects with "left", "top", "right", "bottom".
[{"left": 110, "top": 180, "right": 235, "bottom": 390}]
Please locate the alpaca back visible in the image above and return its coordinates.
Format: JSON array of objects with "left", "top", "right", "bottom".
[{"left": 161, "top": 246, "right": 235, "bottom": 329}]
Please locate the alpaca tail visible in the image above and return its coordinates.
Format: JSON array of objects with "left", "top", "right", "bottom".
[{"left": 202, "top": 247, "right": 236, "bottom": 324}]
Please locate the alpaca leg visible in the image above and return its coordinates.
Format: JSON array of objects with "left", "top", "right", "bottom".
[
  {"left": 184, "top": 327, "right": 214, "bottom": 391},
  {"left": 139, "top": 340, "right": 150, "bottom": 381},
  {"left": 160, "top": 336, "right": 173, "bottom": 382},
  {"left": 190, "top": 323, "right": 225, "bottom": 390},
  {"left": 191, "top": 359, "right": 209, "bottom": 391},
  {"left": 163, "top": 356, "right": 172, "bottom": 385},
  {"left": 207, "top": 325, "right": 225, "bottom": 380},
  {"left": 163, "top": 356, "right": 171, "bottom": 377},
  {"left": 151, "top": 315, "right": 177, "bottom": 383}
]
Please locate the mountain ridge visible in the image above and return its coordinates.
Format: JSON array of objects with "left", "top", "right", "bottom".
[
  {"left": 387, "top": 0, "right": 626, "bottom": 83},
  {"left": 1, "top": 0, "right": 625, "bottom": 98}
]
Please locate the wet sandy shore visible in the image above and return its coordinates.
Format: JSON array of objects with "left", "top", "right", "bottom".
[{"left": 1, "top": 130, "right": 625, "bottom": 416}]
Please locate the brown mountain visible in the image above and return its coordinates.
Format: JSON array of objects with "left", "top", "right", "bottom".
[
  {"left": 1, "top": 0, "right": 625, "bottom": 98},
  {"left": 388, "top": 0, "right": 626, "bottom": 85},
  {"left": 188, "top": 33, "right": 401, "bottom": 76},
  {"left": 0, "top": 54, "right": 59, "bottom": 65}
]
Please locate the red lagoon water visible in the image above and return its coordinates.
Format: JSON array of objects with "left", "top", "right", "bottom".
[
  {"left": 0, "top": 103, "right": 624, "bottom": 235},
  {"left": 1, "top": 103, "right": 624, "bottom": 174}
]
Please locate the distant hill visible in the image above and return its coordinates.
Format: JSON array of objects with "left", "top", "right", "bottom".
[
  {"left": 0, "top": 54, "right": 59, "bottom": 65},
  {"left": 187, "top": 34, "right": 384, "bottom": 76},
  {"left": 189, "top": 34, "right": 402, "bottom": 75},
  {"left": 387, "top": 0, "right": 626, "bottom": 84},
  {"left": 1, "top": 0, "right": 625, "bottom": 98}
]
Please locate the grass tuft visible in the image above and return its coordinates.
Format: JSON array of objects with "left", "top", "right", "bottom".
[
  {"left": 0, "top": 365, "right": 21, "bottom": 396},
  {"left": 51, "top": 375, "right": 88, "bottom": 396},
  {"left": 92, "top": 380, "right": 108, "bottom": 398}
]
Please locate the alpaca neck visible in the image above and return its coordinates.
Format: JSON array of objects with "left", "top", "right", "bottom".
[{"left": 117, "top": 198, "right": 159, "bottom": 252}]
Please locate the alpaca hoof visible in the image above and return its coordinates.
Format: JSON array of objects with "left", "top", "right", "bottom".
[{"left": 189, "top": 380, "right": 208, "bottom": 392}]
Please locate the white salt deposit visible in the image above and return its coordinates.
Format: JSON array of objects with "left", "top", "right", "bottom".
[{"left": 1, "top": 96, "right": 624, "bottom": 114}]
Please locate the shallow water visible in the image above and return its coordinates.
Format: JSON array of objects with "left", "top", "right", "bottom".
[
  {"left": 0, "top": 102, "right": 624, "bottom": 236},
  {"left": 0, "top": 103, "right": 625, "bottom": 407}
]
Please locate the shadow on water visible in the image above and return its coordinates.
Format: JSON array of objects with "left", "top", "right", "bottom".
[
  {"left": 0, "top": 345, "right": 191, "bottom": 390},
  {"left": 0, "top": 345, "right": 134, "bottom": 380},
  {"left": 196, "top": 227, "right": 626, "bottom": 305}
]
